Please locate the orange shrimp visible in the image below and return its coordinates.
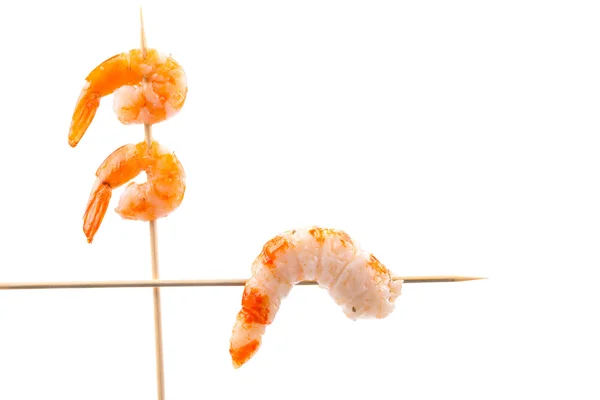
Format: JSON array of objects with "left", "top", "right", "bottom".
[
  {"left": 68, "top": 49, "right": 188, "bottom": 147},
  {"left": 83, "top": 140, "right": 186, "bottom": 243},
  {"left": 229, "top": 227, "right": 403, "bottom": 368}
]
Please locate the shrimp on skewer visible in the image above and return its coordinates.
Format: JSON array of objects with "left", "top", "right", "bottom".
[
  {"left": 83, "top": 140, "right": 186, "bottom": 243},
  {"left": 69, "top": 49, "right": 188, "bottom": 147},
  {"left": 229, "top": 227, "right": 403, "bottom": 368}
]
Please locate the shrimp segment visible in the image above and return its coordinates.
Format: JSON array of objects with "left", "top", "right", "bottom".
[
  {"left": 83, "top": 140, "right": 186, "bottom": 243},
  {"left": 229, "top": 227, "right": 403, "bottom": 368},
  {"left": 69, "top": 49, "right": 188, "bottom": 147}
]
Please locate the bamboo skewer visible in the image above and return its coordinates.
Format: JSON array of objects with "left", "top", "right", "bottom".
[
  {"left": 0, "top": 276, "right": 486, "bottom": 290},
  {"left": 140, "top": 8, "right": 166, "bottom": 400}
]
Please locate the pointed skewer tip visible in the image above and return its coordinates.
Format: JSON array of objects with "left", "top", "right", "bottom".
[
  {"left": 457, "top": 276, "right": 487, "bottom": 282},
  {"left": 140, "top": 6, "right": 147, "bottom": 54}
]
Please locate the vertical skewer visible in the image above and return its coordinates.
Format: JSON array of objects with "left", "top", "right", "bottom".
[{"left": 140, "top": 7, "right": 166, "bottom": 400}]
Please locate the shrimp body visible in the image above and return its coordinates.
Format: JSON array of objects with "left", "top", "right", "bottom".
[
  {"left": 229, "top": 227, "right": 402, "bottom": 368},
  {"left": 69, "top": 49, "right": 188, "bottom": 147},
  {"left": 83, "top": 140, "right": 186, "bottom": 243}
]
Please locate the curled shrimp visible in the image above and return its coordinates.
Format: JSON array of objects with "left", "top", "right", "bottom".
[
  {"left": 229, "top": 227, "right": 402, "bottom": 368},
  {"left": 83, "top": 140, "right": 186, "bottom": 243},
  {"left": 68, "top": 49, "right": 188, "bottom": 147}
]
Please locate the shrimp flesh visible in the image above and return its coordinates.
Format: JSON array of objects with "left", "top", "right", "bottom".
[
  {"left": 83, "top": 140, "right": 186, "bottom": 243},
  {"left": 229, "top": 227, "right": 402, "bottom": 368},
  {"left": 69, "top": 49, "right": 188, "bottom": 147}
]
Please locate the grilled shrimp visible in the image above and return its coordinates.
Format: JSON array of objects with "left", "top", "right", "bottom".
[
  {"left": 83, "top": 140, "right": 186, "bottom": 243},
  {"left": 69, "top": 49, "right": 187, "bottom": 147},
  {"left": 229, "top": 227, "right": 402, "bottom": 368}
]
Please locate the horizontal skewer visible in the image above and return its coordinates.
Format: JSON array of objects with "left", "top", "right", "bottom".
[{"left": 0, "top": 276, "right": 485, "bottom": 290}]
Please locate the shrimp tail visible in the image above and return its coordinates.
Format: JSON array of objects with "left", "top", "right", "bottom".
[
  {"left": 69, "top": 87, "right": 101, "bottom": 147},
  {"left": 83, "top": 180, "right": 112, "bottom": 243},
  {"left": 229, "top": 284, "right": 274, "bottom": 368},
  {"left": 229, "top": 315, "right": 264, "bottom": 369}
]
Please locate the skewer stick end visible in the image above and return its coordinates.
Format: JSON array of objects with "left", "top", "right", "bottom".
[
  {"left": 394, "top": 275, "right": 488, "bottom": 283},
  {"left": 140, "top": 6, "right": 147, "bottom": 55},
  {"left": 454, "top": 276, "right": 487, "bottom": 282}
]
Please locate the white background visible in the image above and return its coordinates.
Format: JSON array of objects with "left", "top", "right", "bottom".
[{"left": 1, "top": 1, "right": 599, "bottom": 399}]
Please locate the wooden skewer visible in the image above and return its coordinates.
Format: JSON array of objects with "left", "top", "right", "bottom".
[
  {"left": 0, "top": 276, "right": 486, "bottom": 290},
  {"left": 140, "top": 8, "right": 166, "bottom": 400}
]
